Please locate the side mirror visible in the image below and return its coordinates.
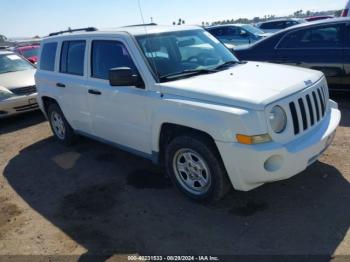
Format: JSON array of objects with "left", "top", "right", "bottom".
[{"left": 109, "top": 67, "right": 144, "bottom": 88}]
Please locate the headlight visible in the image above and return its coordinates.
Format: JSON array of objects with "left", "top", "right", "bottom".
[
  {"left": 269, "top": 106, "right": 287, "bottom": 133},
  {"left": 0, "top": 87, "right": 15, "bottom": 100}
]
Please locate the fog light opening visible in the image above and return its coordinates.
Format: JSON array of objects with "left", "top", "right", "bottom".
[{"left": 264, "top": 155, "right": 284, "bottom": 172}]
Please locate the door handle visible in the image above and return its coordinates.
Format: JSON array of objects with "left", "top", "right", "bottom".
[
  {"left": 88, "top": 89, "right": 102, "bottom": 95},
  {"left": 56, "top": 83, "right": 66, "bottom": 88}
]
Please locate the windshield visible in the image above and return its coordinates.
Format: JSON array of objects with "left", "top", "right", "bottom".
[
  {"left": 21, "top": 47, "right": 39, "bottom": 58},
  {"left": 136, "top": 29, "right": 239, "bottom": 82},
  {"left": 0, "top": 54, "right": 34, "bottom": 74},
  {"left": 241, "top": 24, "right": 265, "bottom": 35}
]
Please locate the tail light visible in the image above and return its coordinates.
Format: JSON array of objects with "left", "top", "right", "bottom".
[{"left": 341, "top": 9, "right": 349, "bottom": 17}]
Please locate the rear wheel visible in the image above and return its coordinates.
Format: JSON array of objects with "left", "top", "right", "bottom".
[
  {"left": 47, "top": 103, "right": 76, "bottom": 145},
  {"left": 164, "top": 135, "right": 231, "bottom": 203}
]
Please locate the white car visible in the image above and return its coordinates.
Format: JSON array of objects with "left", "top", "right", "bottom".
[
  {"left": 341, "top": 0, "right": 350, "bottom": 17},
  {"left": 35, "top": 26, "right": 341, "bottom": 202},
  {"left": 0, "top": 50, "right": 37, "bottom": 118},
  {"left": 255, "top": 19, "right": 304, "bottom": 34}
]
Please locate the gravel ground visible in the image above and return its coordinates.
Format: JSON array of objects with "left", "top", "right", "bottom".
[{"left": 0, "top": 94, "right": 349, "bottom": 261}]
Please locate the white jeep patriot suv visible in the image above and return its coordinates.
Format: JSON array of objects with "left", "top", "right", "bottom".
[{"left": 35, "top": 26, "right": 341, "bottom": 202}]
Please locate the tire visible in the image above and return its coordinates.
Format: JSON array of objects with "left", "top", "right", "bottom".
[
  {"left": 164, "top": 134, "right": 231, "bottom": 203},
  {"left": 47, "top": 103, "right": 76, "bottom": 145}
]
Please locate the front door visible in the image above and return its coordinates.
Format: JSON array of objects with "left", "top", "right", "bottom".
[{"left": 86, "top": 39, "right": 152, "bottom": 155}]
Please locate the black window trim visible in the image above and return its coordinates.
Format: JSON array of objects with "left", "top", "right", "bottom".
[
  {"left": 59, "top": 40, "right": 86, "bottom": 76},
  {"left": 90, "top": 39, "right": 140, "bottom": 81},
  {"left": 275, "top": 23, "right": 345, "bottom": 50}
]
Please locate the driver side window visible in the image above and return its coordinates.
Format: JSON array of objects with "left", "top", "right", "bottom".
[{"left": 91, "top": 40, "right": 137, "bottom": 80}]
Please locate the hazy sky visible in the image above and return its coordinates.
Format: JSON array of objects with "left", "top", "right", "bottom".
[{"left": 0, "top": 0, "right": 346, "bottom": 37}]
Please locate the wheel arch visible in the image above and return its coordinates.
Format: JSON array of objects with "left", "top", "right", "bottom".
[
  {"left": 157, "top": 123, "right": 221, "bottom": 165},
  {"left": 41, "top": 96, "right": 59, "bottom": 115}
]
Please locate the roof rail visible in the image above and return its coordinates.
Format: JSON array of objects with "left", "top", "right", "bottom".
[
  {"left": 123, "top": 23, "right": 157, "bottom": 28},
  {"left": 48, "top": 27, "right": 98, "bottom": 37}
]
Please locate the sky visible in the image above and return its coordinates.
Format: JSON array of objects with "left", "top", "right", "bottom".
[{"left": 0, "top": 0, "right": 346, "bottom": 38}]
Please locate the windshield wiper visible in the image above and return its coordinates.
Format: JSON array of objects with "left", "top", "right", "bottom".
[
  {"left": 214, "top": 60, "right": 239, "bottom": 71},
  {"left": 160, "top": 68, "right": 218, "bottom": 81}
]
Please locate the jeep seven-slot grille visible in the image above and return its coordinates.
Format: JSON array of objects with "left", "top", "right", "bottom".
[
  {"left": 289, "top": 85, "right": 328, "bottom": 135},
  {"left": 11, "top": 85, "right": 37, "bottom": 96}
]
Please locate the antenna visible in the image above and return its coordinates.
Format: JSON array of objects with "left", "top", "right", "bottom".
[{"left": 137, "top": 0, "right": 160, "bottom": 82}]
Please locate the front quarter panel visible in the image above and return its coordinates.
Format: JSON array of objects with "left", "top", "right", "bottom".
[{"left": 151, "top": 94, "right": 268, "bottom": 153}]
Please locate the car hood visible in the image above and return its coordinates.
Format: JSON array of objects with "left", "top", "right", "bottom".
[
  {"left": 0, "top": 69, "right": 36, "bottom": 89},
  {"left": 158, "top": 62, "right": 323, "bottom": 110}
]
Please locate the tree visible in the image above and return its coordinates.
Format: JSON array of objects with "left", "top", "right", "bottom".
[
  {"left": 0, "top": 34, "right": 7, "bottom": 43},
  {"left": 253, "top": 17, "right": 260, "bottom": 23},
  {"left": 173, "top": 18, "right": 185, "bottom": 25}
]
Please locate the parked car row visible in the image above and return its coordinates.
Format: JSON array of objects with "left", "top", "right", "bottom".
[
  {"left": 205, "top": 17, "right": 335, "bottom": 47},
  {"left": 234, "top": 17, "right": 350, "bottom": 91},
  {"left": 1, "top": 3, "right": 345, "bottom": 202},
  {"left": 206, "top": 24, "right": 272, "bottom": 47},
  {"left": 1, "top": 14, "right": 347, "bottom": 123}
]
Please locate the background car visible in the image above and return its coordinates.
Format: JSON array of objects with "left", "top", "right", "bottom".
[
  {"left": 255, "top": 18, "right": 304, "bottom": 33},
  {"left": 341, "top": 0, "right": 350, "bottom": 17},
  {"left": 15, "top": 44, "right": 40, "bottom": 64},
  {"left": 305, "top": 15, "right": 334, "bottom": 22},
  {"left": 206, "top": 24, "right": 272, "bottom": 46},
  {"left": 234, "top": 18, "right": 350, "bottom": 91},
  {"left": 0, "top": 50, "right": 37, "bottom": 118}
]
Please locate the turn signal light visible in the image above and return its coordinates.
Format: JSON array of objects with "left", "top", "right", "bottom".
[{"left": 236, "top": 134, "right": 271, "bottom": 145}]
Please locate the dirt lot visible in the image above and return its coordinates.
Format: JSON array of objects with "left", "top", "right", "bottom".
[{"left": 0, "top": 94, "right": 349, "bottom": 261}]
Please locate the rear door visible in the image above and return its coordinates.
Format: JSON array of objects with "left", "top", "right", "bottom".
[
  {"left": 57, "top": 39, "right": 92, "bottom": 133},
  {"left": 275, "top": 23, "right": 345, "bottom": 89}
]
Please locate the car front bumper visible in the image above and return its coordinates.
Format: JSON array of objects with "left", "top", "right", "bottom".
[
  {"left": 216, "top": 100, "right": 341, "bottom": 191},
  {"left": 0, "top": 93, "right": 38, "bottom": 118}
]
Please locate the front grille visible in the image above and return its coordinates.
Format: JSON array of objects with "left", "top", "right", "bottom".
[
  {"left": 289, "top": 85, "right": 328, "bottom": 135},
  {"left": 11, "top": 85, "right": 37, "bottom": 96}
]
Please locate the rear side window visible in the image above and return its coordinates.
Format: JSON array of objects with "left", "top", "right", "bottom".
[
  {"left": 40, "top": 42, "right": 57, "bottom": 71},
  {"left": 91, "top": 40, "right": 137, "bottom": 80},
  {"left": 285, "top": 21, "right": 299, "bottom": 28},
  {"left": 260, "top": 21, "right": 285, "bottom": 30},
  {"left": 208, "top": 27, "right": 227, "bottom": 37},
  {"left": 60, "top": 41, "right": 86, "bottom": 76},
  {"left": 278, "top": 25, "right": 342, "bottom": 49}
]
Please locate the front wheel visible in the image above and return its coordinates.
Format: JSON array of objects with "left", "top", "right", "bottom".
[{"left": 164, "top": 135, "right": 231, "bottom": 203}]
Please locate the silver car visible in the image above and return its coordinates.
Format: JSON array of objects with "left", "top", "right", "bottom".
[{"left": 0, "top": 50, "right": 37, "bottom": 118}]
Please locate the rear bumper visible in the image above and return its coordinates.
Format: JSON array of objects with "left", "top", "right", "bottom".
[
  {"left": 0, "top": 94, "right": 38, "bottom": 118},
  {"left": 216, "top": 101, "right": 341, "bottom": 191}
]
